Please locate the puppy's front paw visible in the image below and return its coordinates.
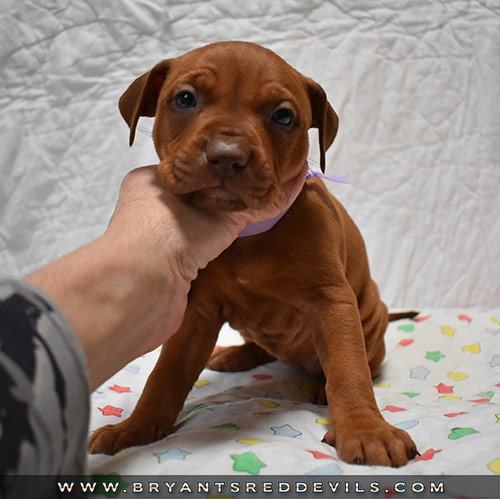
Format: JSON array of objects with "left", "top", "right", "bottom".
[
  {"left": 323, "top": 417, "right": 418, "bottom": 467},
  {"left": 88, "top": 418, "right": 165, "bottom": 455}
]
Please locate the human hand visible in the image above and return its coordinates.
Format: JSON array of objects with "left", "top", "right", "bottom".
[{"left": 107, "top": 161, "right": 308, "bottom": 283}]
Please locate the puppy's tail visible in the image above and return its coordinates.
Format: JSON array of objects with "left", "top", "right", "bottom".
[{"left": 388, "top": 310, "right": 419, "bottom": 321}]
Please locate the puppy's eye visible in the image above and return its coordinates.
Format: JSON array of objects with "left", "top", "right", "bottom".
[
  {"left": 271, "top": 108, "right": 294, "bottom": 126},
  {"left": 175, "top": 91, "right": 197, "bottom": 108}
]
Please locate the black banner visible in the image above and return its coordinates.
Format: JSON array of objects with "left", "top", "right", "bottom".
[{"left": 1, "top": 475, "right": 498, "bottom": 499}]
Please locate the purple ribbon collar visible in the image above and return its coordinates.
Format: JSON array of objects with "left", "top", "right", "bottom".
[{"left": 238, "top": 169, "right": 348, "bottom": 238}]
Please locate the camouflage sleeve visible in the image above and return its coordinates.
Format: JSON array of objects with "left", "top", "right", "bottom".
[{"left": 0, "top": 278, "right": 90, "bottom": 485}]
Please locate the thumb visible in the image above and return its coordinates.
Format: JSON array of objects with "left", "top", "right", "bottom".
[{"left": 242, "top": 161, "right": 308, "bottom": 226}]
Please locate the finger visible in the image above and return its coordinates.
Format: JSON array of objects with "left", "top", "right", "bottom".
[
  {"left": 273, "top": 161, "right": 308, "bottom": 212},
  {"left": 243, "top": 161, "right": 308, "bottom": 225}
]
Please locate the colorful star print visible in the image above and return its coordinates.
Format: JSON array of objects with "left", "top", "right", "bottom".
[
  {"left": 462, "top": 343, "right": 481, "bottom": 353},
  {"left": 307, "top": 449, "right": 335, "bottom": 459},
  {"left": 237, "top": 438, "right": 269, "bottom": 445},
  {"left": 383, "top": 405, "right": 406, "bottom": 413},
  {"left": 398, "top": 324, "right": 415, "bottom": 332},
  {"left": 123, "top": 364, "right": 139, "bottom": 374},
  {"left": 231, "top": 452, "right": 266, "bottom": 475},
  {"left": 448, "top": 427, "right": 479, "bottom": 440},
  {"left": 98, "top": 405, "right": 123, "bottom": 417},
  {"left": 255, "top": 399, "right": 279, "bottom": 408},
  {"left": 490, "top": 355, "right": 500, "bottom": 368},
  {"left": 436, "top": 383, "right": 453, "bottom": 394},
  {"left": 426, "top": 351, "right": 445, "bottom": 362},
  {"left": 402, "top": 392, "right": 420, "bottom": 398},
  {"left": 411, "top": 365, "right": 430, "bottom": 379},
  {"left": 414, "top": 449, "right": 442, "bottom": 462},
  {"left": 212, "top": 422, "right": 240, "bottom": 430},
  {"left": 440, "top": 325, "right": 456, "bottom": 336},
  {"left": 108, "top": 384, "right": 131, "bottom": 393},
  {"left": 153, "top": 448, "right": 191, "bottom": 463},
  {"left": 271, "top": 424, "right": 302, "bottom": 438},
  {"left": 399, "top": 338, "right": 414, "bottom": 346},
  {"left": 394, "top": 420, "right": 419, "bottom": 430}
]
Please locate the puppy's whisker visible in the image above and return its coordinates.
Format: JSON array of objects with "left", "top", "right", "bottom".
[
  {"left": 137, "top": 117, "right": 155, "bottom": 137},
  {"left": 137, "top": 126, "right": 153, "bottom": 137},
  {"left": 307, "top": 156, "right": 321, "bottom": 169}
]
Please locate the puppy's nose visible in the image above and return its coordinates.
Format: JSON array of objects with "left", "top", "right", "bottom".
[{"left": 206, "top": 139, "right": 249, "bottom": 177}]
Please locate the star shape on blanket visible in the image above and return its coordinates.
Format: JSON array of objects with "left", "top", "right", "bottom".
[
  {"left": 436, "top": 383, "right": 453, "bottom": 394},
  {"left": 307, "top": 449, "right": 335, "bottom": 459},
  {"left": 488, "top": 457, "right": 500, "bottom": 474},
  {"left": 98, "top": 405, "right": 123, "bottom": 417},
  {"left": 462, "top": 343, "right": 481, "bottom": 353},
  {"left": 477, "top": 390, "right": 494, "bottom": 398},
  {"left": 486, "top": 328, "right": 500, "bottom": 335},
  {"left": 444, "top": 412, "right": 468, "bottom": 418},
  {"left": 212, "top": 422, "right": 240, "bottom": 430},
  {"left": 448, "top": 372, "right": 468, "bottom": 381},
  {"left": 402, "top": 392, "right": 420, "bottom": 398},
  {"left": 123, "top": 364, "right": 140, "bottom": 374},
  {"left": 398, "top": 338, "right": 414, "bottom": 347},
  {"left": 382, "top": 405, "right": 406, "bottom": 413},
  {"left": 231, "top": 452, "right": 266, "bottom": 475},
  {"left": 398, "top": 324, "right": 415, "bottom": 332},
  {"left": 448, "top": 427, "right": 479, "bottom": 440},
  {"left": 426, "top": 351, "right": 445, "bottom": 362},
  {"left": 271, "top": 424, "right": 302, "bottom": 438},
  {"left": 394, "top": 420, "right": 419, "bottom": 430},
  {"left": 255, "top": 399, "right": 279, "bottom": 408},
  {"left": 414, "top": 448, "right": 442, "bottom": 462},
  {"left": 410, "top": 365, "right": 430, "bottom": 380},
  {"left": 153, "top": 447, "right": 191, "bottom": 463},
  {"left": 490, "top": 355, "right": 500, "bottom": 368},
  {"left": 237, "top": 438, "right": 269, "bottom": 445},
  {"left": 440, "top": 325, "right": 456, "bottom": 336},
  {"left": 108, "top": 384, "right": 131, "bottom": 393}
]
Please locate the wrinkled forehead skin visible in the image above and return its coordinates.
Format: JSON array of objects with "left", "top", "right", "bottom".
[{"left": 156, "top": 41, "right": 313, "bottom": 129}]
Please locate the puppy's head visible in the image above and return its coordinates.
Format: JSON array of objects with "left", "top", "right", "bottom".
[{"left": 119, "top": 41, "right": 338, "bottom": 212}]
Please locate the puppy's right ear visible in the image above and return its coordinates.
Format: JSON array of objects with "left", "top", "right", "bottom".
[
  {"left": 305, "top": 79, "right": 339, "bottom": 173},
  {"left": 119, "top": 60, "right": 171, "bottom": 146}
]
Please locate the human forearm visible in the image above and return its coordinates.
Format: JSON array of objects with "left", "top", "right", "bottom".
[{"left": 26, "top": 234, "right": 188, "bottom": 390}]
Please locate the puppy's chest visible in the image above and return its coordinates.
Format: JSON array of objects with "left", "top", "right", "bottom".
[{"left": 220, "top": 277, "right": 321, "bottom": 373}]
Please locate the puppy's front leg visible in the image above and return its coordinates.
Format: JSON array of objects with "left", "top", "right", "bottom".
[
  {"left": 315, "top": 286, "right": 417, "bottom": 467},
  {"left": 88, "top": 305, "right": 222, "bottom": 455}
]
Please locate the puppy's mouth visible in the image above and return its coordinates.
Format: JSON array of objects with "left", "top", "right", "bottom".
[
  {"left": 159, "top": 157, "right": 278, "bottom": 212},
  {"left": 184, "top": 185, "right": 248, "bottom": 211}
]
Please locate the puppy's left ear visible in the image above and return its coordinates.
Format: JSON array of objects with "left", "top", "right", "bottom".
[
  {"left": 306, "top": 79, "right": 339, "bottom": 173},
  {"left": 119, "top": 60, "right": 171, "bottom": 146}
]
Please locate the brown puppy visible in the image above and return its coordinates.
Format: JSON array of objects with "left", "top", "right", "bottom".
[{"left": 89, "top": 41, "right": 418, "bottom": 467}]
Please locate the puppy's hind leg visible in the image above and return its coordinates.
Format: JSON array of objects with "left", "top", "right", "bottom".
[{"left": 207, "top": 341, "right": 275, "bottom": 372}]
